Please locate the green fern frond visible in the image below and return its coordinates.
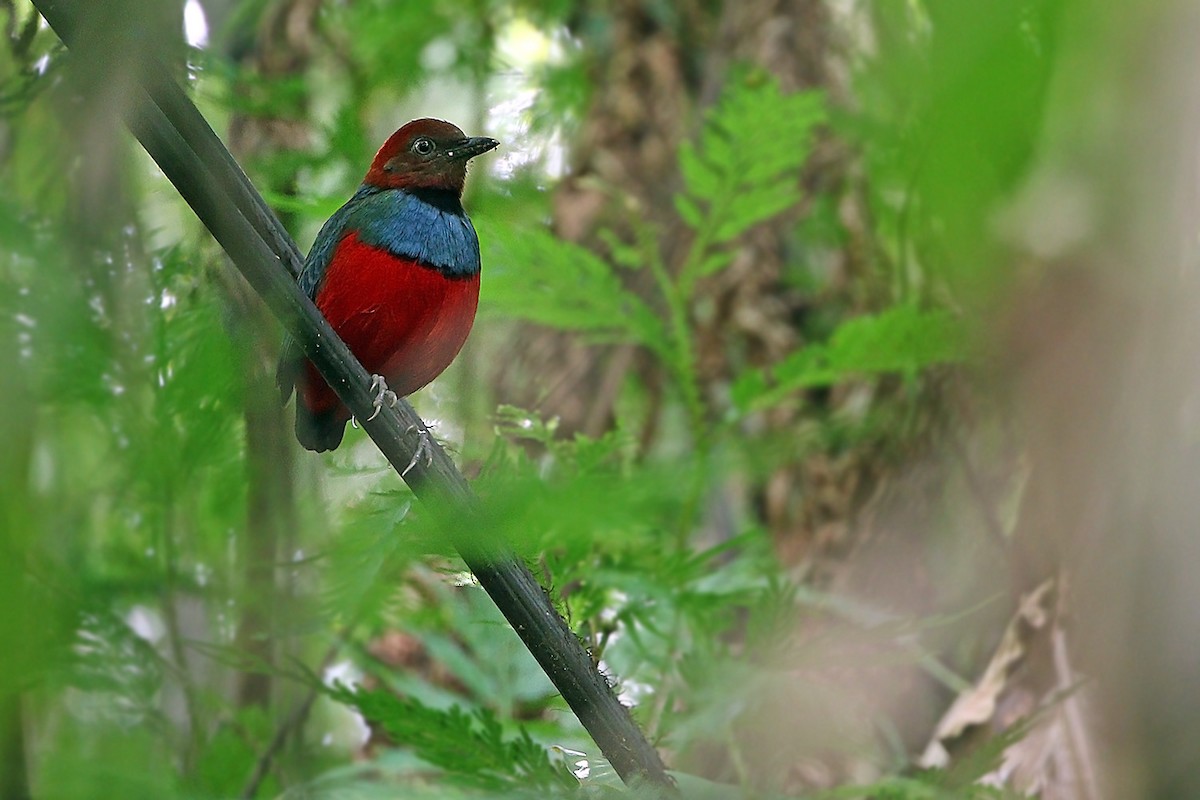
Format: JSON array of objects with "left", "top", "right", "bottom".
[
  {"left": 733, "top": 306, "right": 969, "bottom": 411},
  {"left": 676, "top": 76, "right": 825, "bottom": 278},
  {"left": 478, "top": 218, "right": 667, "bottom": 354},
  {"left": 330, "top": 685, "right": 578, "bottom": 792}
]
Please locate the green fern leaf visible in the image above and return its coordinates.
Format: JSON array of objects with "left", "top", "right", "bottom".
[
  {"left": 733, "top": 306, "right": 969, "bottom": 411},
  {"left": 674, "top": 194, "right": 705, "bottom": 229},
  {"left": 478, "top": 217, "right": 666, "bottom": 350},
  {"left": 330, "top": 684, "right": 577, "bottom": 791},
  {"left": 676, "top": 75, "right": 825, "bottom": 286}
]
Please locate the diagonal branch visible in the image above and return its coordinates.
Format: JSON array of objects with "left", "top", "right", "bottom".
[{"left": 32, "top": 0, "right": 672, "bottom": 790}]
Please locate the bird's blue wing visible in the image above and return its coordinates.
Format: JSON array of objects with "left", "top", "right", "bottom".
[
  {"left": 297, "top": 184, "right": 381, "bottom": 298},
  {"left": 277, "top": 184, "right": 381, "bottom": 401}
]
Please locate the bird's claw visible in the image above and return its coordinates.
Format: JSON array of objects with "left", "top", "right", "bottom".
[
  {"left": 354, "top": 376, "right": 434, "bottom": 474},
  {"left": 366, "top": 374, "right": 399, "bottom": 422},
  {"left": 401, "top": 423, "right": 436, "bottom": 477}
]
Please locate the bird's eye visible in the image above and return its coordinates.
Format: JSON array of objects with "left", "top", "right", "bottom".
[{"left": 412, "top": 137, "right": 435, "bottom": 156}]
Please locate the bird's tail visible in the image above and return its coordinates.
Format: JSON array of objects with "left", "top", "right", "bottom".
[
  {"left": 276, "top": 334, "right": 301, "bottom": 404},
  {"left": 278, "top": 335, "right": 346, "bottom": 452},
  {"left": 294, "top": 404, "right": 346, "bottom": 452}
]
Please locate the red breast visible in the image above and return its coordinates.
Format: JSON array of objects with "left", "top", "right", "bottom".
[{"left": 301, "top": 232, "right": 480, "bottom": 418}]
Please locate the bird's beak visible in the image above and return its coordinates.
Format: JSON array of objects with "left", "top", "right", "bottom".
[{"left": 446, "top": 136, "right": 500, "bottom": 161}]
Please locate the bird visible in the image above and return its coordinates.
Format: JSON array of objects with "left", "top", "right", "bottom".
[{"left": 277, "top": 118, "right": 499, "bottom": 454}]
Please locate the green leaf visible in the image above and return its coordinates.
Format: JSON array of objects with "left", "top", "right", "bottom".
[
  {"left": 733, "top": 306, "right": 969, "bottom": 411},
  {"left": 816, "top": 305, "right": 968, "bottom": 376},
  {"left": 597, "top": 227, "right": 646, "bottom": 270},
  {"left": 730, "top": 369, "right": 771, "bottom": 412},
  {"left": 676, "top": 76, "right": 826, "bottom": 285},
  {"left": 678, "top": 142, "right": 721, "bottom": 197},
  {"left": 674, "top": 193, "right": 704, "bottom": 229},
  {"left": 714, "top": 184, "right": 803, "bottom": 242},
  {"left": 329, "top": 685, "right": 577, "bottom": 792},
  {"left": 696, "top": 251, "right": 733, "bottom": 278},
  {"left": 478, "top": 216, "right": 666, "bottom": 349}
]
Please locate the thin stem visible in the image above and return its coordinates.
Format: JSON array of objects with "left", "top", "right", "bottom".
[
  {"left": 642, "top": 228, "right": 709, "bottom": 548},
  {"left": 642, "top": 225, "right": 707, "bottom": 452},
  {"left": 239, "top": 638, "right": 342, "bottom": 799},
  {"left": 158, "top": 497, "right": 205, "bottom": 772}
]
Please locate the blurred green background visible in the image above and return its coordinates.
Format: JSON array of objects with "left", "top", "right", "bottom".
[{"left": 2, "top": 0, "right": 1198, "bottom": 797}]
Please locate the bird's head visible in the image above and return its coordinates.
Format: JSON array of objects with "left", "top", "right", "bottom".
[{"left": 363, "top": 118, "right": 499, "bottom": 195}]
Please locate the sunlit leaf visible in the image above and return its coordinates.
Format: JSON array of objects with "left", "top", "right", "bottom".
[
  {"left": 733, "top": 306, "right": 969, "bottom": 411},
  {"left": 677, "top": 77, "right": 825, "bottom": 260},
  {"left": 330, "top": 684, "right": 577, "bottom": 791},
  {"left": 478, "top": 216, "right": 667, "bottom": 352}
]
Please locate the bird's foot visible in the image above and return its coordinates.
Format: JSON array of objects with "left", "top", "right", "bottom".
[
  {"left": 366, "top": 374, "right": 399, "bottom": 422},
  {"left": 401, "top": 422, "right": 436, "bottom": 477}
]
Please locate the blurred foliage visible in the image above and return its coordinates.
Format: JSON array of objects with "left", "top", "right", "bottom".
[
  {"left": 331, "top": 683, "right": 578, "bottom": 793},
  {"left": 674, "top": 78, "right": 825, "bottom": 253},
  {"left": 732, "top": 306, "right": 968, "bottom": 413},
  {"left": 484, "top": 75, "right": 828, "bottom": 445},
  {"left": 0, "top": 0, "right": 1124, "bottom": 798}
]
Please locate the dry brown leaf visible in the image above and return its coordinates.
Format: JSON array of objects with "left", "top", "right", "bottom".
[{"left": 919, "top": 579, "right": 1054, "bottom": 768}]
